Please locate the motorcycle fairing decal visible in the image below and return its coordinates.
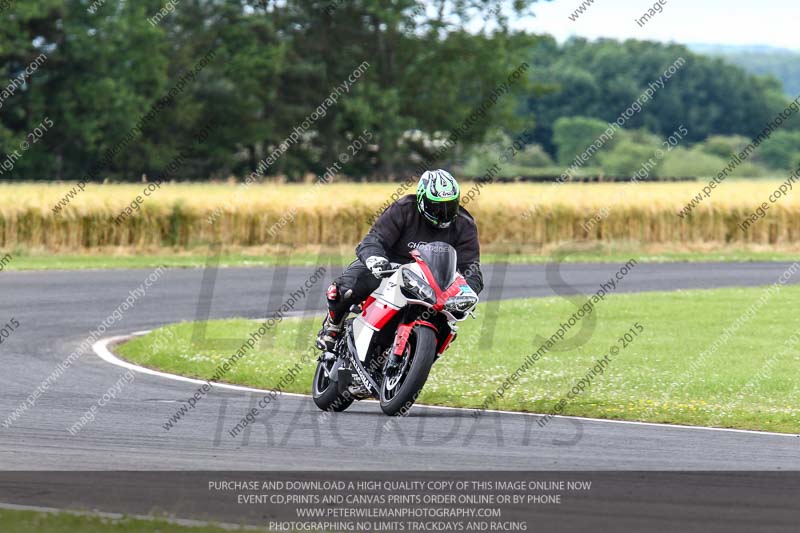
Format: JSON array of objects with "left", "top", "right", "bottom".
[
  {"left": 453, "top": 273, "right": 472, "bottom": 294},
  {"left": 361, "top": 299, "right": 399, "bottom": 330},
  {"left": 361, "top": 294, "right": 376, "bottom": 310},
  {"left": 346, "top": 330, "right": 379, "bottom": 393},
  {"left": 440, "top": 275, "right": 465, "bottom": 301},
  {"left": 352, "top": 317, "right": 374, "bottom": 362},
  {"left": 354, "top": 296, "right": 401, "bottom": 362}
]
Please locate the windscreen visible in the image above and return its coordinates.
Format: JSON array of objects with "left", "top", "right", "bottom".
[{"left": 415, "top": 241, "right": 457, "bottom": 290}]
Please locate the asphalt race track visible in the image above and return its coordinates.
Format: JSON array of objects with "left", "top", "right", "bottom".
[
  {"left": 1, "top": 262, "right": 799, "bottom": 530},
  {"left": 1, "top": 261, "right": 798, "bottom": 473}
]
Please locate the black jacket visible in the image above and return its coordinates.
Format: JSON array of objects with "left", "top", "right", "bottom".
[{"left": 356, "top": 195, "right": 484, "bottom": 294}]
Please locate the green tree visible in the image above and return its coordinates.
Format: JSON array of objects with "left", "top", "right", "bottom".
[
  {"left": 700, "top": 135, "right": 751, "bottom": 159},
  {"left": 757, "top": 130, "right": 800, "bottom": 170},
  {"left": 525, "top": 38, "right": 793, "bottom": 153},
  {"left": 598, "top": 130, "right": 661, "bottom": 176},
  {"left": 552, "top": 116, "right": 611, "bottom": 166},
  {"left": 0, "top": 0, "right": 169, "bottom": 181}
]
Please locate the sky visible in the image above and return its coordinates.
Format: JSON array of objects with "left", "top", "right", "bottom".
[{"left": 509, "top": 0, "right": 799, "bottom": 50}]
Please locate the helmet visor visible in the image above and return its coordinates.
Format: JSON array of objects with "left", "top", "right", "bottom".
[{"left": 426, "top": 197, "right": 459, "bottom": 226}]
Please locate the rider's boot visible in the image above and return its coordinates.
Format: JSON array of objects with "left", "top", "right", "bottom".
[
  {"left": 316, "top": 313, "right": 344, "bottom": 352},
  {"left": 317, "top": 281, "right": 349, "bottom": 352}
]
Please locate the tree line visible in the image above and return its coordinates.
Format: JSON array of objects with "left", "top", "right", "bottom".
[{"left": 0, "top": 1, "right": 797, "bottom": 182}]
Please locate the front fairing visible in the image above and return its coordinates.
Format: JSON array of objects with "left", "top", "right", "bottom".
[
  {"left": 414, "top": 242, "right": 457, "bottom": 291},
  {"left": 409, "top": 242, "right": 478, "bottom": 320}
]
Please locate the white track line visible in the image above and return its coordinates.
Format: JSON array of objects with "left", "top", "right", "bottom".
[
  {"left": 94, "top": 334, "right": 312, "bottom": 399},
  {"left": 93, "top": 333, "right": 800, "bottom": 439}
]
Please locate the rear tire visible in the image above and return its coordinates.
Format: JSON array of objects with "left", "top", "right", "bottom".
[
  {"left": 379, "top": 326, "right": 437, "bottom": 416},
  {"left": 312, "top": 360, "right": 354, "bottom": 412}
]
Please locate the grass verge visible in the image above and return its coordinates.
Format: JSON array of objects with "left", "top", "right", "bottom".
[
  {"left": 5, "top": 243, "right": 800, "bottom": 270},
  {"left": 0, "top": 508, "right": 267, "bottom": 533},
  {"left": 117, "top": 284, "right": 800, "bottom": 434}
]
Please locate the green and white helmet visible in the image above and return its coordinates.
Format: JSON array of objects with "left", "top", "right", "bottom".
[{"left": 416, "top": 169, "right": 460, "bottom": 228}]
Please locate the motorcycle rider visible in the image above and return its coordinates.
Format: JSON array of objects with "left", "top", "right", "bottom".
[{"left": 316, "top": 169, "right": 484, "bottom": 352}]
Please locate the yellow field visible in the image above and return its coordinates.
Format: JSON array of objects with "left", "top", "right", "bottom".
[{"left": 1, "top": 180, "right": 798, "bottom": 251}]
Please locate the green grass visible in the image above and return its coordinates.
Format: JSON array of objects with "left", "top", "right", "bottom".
[
  {"left": 0, "top": 508, "right": 268, "bottom": 533},
  {"left": 1, "top": 252, "right": 350, "bottom": 271},
  {"left": 4, "top": 248, "right": 800, "bottom": 271},
  {"left": 118, "top": 284, "right": 800, "bottom": 434}
]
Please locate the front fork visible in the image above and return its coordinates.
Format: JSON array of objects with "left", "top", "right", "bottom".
[
  {"left": 391, "top": 324, "right": 414, "bottom": 357},
  {"left": 389, "top": 318, "right": 455, "bottom": 366}
]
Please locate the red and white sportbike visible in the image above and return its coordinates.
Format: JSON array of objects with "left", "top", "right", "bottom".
[{"left": 312, "top": 242, "right": 479, "bottom": 416}]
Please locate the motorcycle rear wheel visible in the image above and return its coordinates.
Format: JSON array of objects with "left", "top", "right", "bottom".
[{"left": 379, "top": 326, "right": 437, "bottom": 416}]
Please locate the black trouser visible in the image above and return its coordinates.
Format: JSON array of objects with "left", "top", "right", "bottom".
[{"left": 327, "top": 260, "right": 381, "bottom": 323}]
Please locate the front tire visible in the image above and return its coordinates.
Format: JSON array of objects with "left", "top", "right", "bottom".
[
  {"left": 312, "top": 360, "right": 354, "bottom": 412},
  {"left": 379, "top": 326, "right": 437, "bottom": 416}
]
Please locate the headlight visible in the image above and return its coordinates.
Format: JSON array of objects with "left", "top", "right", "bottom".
[
  {"left": 444, "top": 294, "right": 479, "bottom": 313},
  {"left": 401, "top": 269, "right": 435, "bottom": 303}
]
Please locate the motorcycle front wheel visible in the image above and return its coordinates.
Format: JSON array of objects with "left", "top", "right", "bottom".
[
  {"left": 312, "top": 359, "right": 354, "bottom": 412},
  {"left": 379, "top": 326, "right": 437, "bottom": 416}
]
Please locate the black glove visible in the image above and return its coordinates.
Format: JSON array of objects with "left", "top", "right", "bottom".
[{"left": 365, "top": 256, "right": 391, "bottom": 279}]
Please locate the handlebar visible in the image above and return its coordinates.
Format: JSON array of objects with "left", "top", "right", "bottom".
[{"left": 377, "top": 262, "right": 402, "bottom": 276}]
